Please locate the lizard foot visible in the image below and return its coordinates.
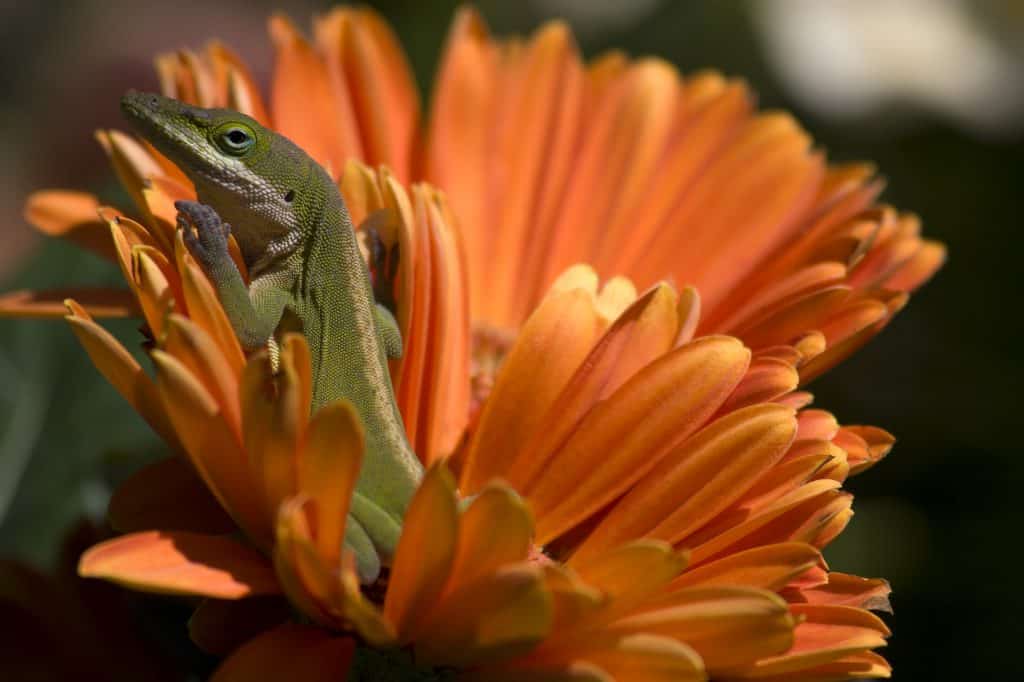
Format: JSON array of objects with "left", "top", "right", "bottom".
[{"left": 175, "top": 200, "right": 231, "bottom": 269}]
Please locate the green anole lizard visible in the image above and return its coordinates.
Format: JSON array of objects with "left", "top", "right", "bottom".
[{"left": 120, "top": 91, "right": 421, "bottom": 583}]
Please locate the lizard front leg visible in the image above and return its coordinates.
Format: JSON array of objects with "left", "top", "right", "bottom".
[{"left": 175, "top": 201, "right": 289, "bottom": 350}]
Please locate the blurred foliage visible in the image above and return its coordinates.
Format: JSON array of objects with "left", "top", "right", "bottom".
[{"left": 0, "top": 1, "right": 1020, "bottom": 680}]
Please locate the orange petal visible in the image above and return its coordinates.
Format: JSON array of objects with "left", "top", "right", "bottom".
[
  {"left": 838, "top": 426, "right": 895, "bottom": 476},
  {"left": 175, "top": 233, "right": 246, "bottom": 373},
  {"left": 414, "top": 564, "right": 553, "bottom": 668},
  {"left": 164, "top": 314, "right": 243, "bottom": 438},
  {"left": 476, "top": 21, "right": 584, "bottom": 324},
  {"left": 23, "top": 190, "right": 116, "bottom": 262},
  {"left": 733, "top": 604, "right": 889, "bottom": 677},
  {"left": 0, "top": 288, "right": 136, "bottom": 319},
  {"left": 461, "top": 284, "right": 602, "bottom": 493},
  {"left": 537, "top": 633, "right": 705, "bottom": 682},
  {"left": 607, "top": 76, "right": 752, "bottom": 279},
  {"left": 133, "top": 247, "right": 177, "bottom": 337},
  {"left": 299, "top": 399, "right": 364, "bottom": 567},
  {"left": 675, "top": 286, "right": 702, "bottom": 346},
  {"left": 108, "top": 457, "right": 236, "bottom": 535},
  {"left": 441, "top": 483, "right": 533, "bottom": 599},
  {"left": 208, "top": 41, "right": 271, "bottom": 125},
  {"left": 736, "top": 287, "right": 850, "bottom": 351},
  {"left": 272, "top": 496, "right": 341, "bottom": 626},
  {"left": 514, "top": 284, "right": 679, "bottom": 489},
  {"left": 425, "top": 7, "right": 502, "bottom": 321},
  {"left": 316, "top": 7, "right": 419, "bottom": 179},
  {"left": 384, "top": 463, "right": 459, "bottom": 641},
  {"left": 95, "top": 130, "right": 168, "bottom": 222},
  {"left": 568, "top": 540, "right": 688, "bottom": 625},
  {"left": 240, "top": 346, "right": 307, "bottom": 520},
  {"left": 577, "top": 405, "right": 797, "bottom": 560},
  {"left": 786, "top": 573, "right": 891, "bottom": 613},
  {"left": 884, "top": 240, "right": 945, "bottom": 292},
  {"left": 395, "top": 185, "right": 471, "bottom": 463},
  {"left": 723, "top": 651, "right": 891, "bottom": 681},
  {"left": 269, "top": 14, "right": 357, "bottom": 174},
  {"left": 210, "top": 623, "right": 354, "bottom": 682},
  {"left": 670, "top": 542, "right": 824, "bottom": 592},
  {"left": 797, "top": 410, "right": 839, "bottom": 441},
  {"left": 715, "top": 357, "right": 800, "bottom": 416},
  {"left": 335, "top": 554, "right": 398, "bottom": 646},
  {"left": 79, "top": 531, "right": 280, "bottom": 598},
  {"left": 530, "top": 336, "right": 751, "bottom": 544},
  {"left": 686, "top": 479, "right": 842, "bottom": 566},
  {"left": 612, "top": 586, "right": 794, "bottom": 672}
]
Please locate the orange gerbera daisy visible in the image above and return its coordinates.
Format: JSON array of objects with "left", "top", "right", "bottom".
[{"left": 0, "top": 4, "right": 941, "bottom": 681}]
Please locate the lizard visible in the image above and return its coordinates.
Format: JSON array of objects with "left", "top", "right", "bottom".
[{"left": 120, "top": 90, "right": 421, "bottom": 584}]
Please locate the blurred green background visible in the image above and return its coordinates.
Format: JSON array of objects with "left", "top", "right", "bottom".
[{"left": 1, "top": 1, "right": 1020, "bottom": 679}]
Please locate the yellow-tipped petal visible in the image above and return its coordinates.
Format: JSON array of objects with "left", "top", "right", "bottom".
[
  {"left": 442, "top": 483, "right": 533, "bottom": 597},
  {"left": 414, "top": 564, "right": 553, "bottom": 668},
  {"left": 612, "top": 586, "right": 794, "bottom": 672},
  {"left": 570, "top": 541, "right": 688, "bottom": 618},
  {"left": 336, "top": 554, "right": 398, "bottom": 646},
  {"left": 576, "top": 404, "right": 796, "bottom": 560},
  {"left": 133, "top": 247, "right": 177, "bottom": 337},
  {"left": 95, "top": 129, "right": 169, "bottom": 224},
  {"left": 513, "top": 284, "right": 679, "bottom": 488},
  {"left": 789, "top": 573, "right": 891, "bottom": 613},
  {"left": 79, "top": 531, "right": 280, "bottom": 599},
  {"left": 240, "top": 348, "right": 306, "bottom": 520},
  {"left": 461, "top": 285, "right": 602, "bottom": 493},
  {"left": 540, "top": 633, "right": 705, "bottom": 682},
  {"left": 299, "top": 399, "right": 364, "bottom": 567},
  {"left": 164, "top": 314, "right": 243, "bottom": 438},
  {"left": 384, "top": 463, "right": 459, "bottom": 640},
  {"left": 175, "top": 232, "right": 246, "bottom": 374},
  {"left": 670, "top": 542, "right": 824, "bottom": 593},
  {"left": 530, "top": 336, "right": 750, "bottom": 544},
  {"left": 731, "top": 605, "right": 889, "bottom": 678}
]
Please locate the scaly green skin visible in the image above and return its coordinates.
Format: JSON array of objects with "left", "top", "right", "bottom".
[{"left": 120, "top": 91, "right": 421, "bottom": 583}]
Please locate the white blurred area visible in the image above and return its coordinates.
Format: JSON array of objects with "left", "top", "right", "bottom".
[{"left": 752, "top": 0, "right": 1024, "bottom": 136}]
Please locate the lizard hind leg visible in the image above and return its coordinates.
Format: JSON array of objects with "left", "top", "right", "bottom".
[
  {"left": 374, "top": 304, "right": 403, "bottom": 360},
  {"left": 344, "top": 515, "right": 382, "bottom": 585}
]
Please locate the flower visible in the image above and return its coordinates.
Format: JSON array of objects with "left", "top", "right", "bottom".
[{"left": 0, "top": 4, "right": 943, "bottom": 681}]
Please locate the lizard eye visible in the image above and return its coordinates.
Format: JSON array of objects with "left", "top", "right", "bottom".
[{"left": 214, "top": 123, "right": 256, "bottom": 156}]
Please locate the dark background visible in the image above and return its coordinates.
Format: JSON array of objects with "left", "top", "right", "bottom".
[{"left": 1, "top": 1, "right": 1020, "bottom": 679}]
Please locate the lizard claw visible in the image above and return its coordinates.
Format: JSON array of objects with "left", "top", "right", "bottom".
[{"left": 175, "top": 200, "right": 229, "bottom": 268}]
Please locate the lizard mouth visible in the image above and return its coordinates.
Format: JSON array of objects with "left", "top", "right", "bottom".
[{"left": 119, "top": 90, "right": 218, "bottom": 178}]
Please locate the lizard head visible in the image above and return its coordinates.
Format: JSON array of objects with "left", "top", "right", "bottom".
[{"left": 120, "top": 90, "right": 325, "bottom": 265}]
